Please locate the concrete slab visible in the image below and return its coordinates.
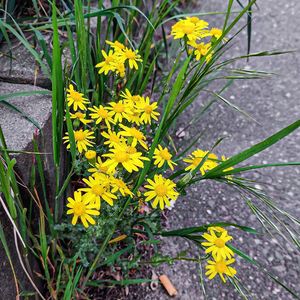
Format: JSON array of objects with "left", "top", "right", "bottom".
[
  {"left": 0, "top": 39, "right": 51, "bottom": 89},
  {"left": 0, "top": 82, "right": 52, "bottom": 185}
]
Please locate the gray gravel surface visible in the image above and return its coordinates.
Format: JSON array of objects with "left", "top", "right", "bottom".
[{"left": 136, "top": 1, "right": 300, "bottom": 299}]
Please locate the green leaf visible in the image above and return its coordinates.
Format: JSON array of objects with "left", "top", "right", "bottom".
[{"left": 203, "top": 119, "right": 300, "bottom": 178}]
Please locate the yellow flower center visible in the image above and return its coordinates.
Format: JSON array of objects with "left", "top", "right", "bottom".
[
  {"left": 75, "top": 112, "right": 84, "bottom": 119},
  {"left": 115, "top": 151, "right": 129, "bottom": 163},
  {"left": 92, "top": 185, "right": 104, "bottom": 196},
  {"left": 114, "top": 103, "right": 125, "bottom": 113},
  {"left": 126, "top": 146, "right": 137, "bottom": 154},
  {"left": 214, "top": 238, "right": 226, "bottom": 248},
  {"left": 132, "top": 95, "right": 141, "bottom": 102},
  {"left": 74, "top": 131, "right": 86, "bottom": 141},
  {"left": 70, "top": 91, "right": 83, "bottom": 102},
  {"left": 125, "top": 50, "right": 136, "bottom": 59},
  {"left": 73, "top": 202, "right": 85, "bottom": 216},
  {"left": 155, "top": 184, "right": 167, "bottom": 197},
  {"left": 144, "top": 105, "right": 153, "bottom": 114},
  {"left": 105, "top": 56, "right": 114, "bottom": 64},
  {"left": 97, "top": 108, "right": 109, "bottom": 118},
  {"left": 181, "top": 22, "right": 195, "bottom": 34},
  {"left": 160, "top": 149, "right": 171, "bottom": 160},
  {"left": 215, "top": 261, "right": 227, "bottom": 273}
]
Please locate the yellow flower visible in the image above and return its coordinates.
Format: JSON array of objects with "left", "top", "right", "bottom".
[
  {"left": 96, "top": 50, "right": 118, "bottom": 75},
  {"left": 122, "top": 47, "right": 143, "bottom": 70},
  {"left": 85, "top": 150, "right": 96, "bottom": 160},
  {"left": 205, "top": 257, "right": 236, "bottom": 283},
  {"left": 106, "top": 40, "right": 125, "bottom": 51},
  {"left": 88, "top": 156, "right": 114, "bottom": 175},
  {"left": 101, "top": 130, "right": 124, "bottom": 148},
  {"left": 110, "top": 177, "right": 133, "bottom": 197},
  {"left": 79, "top": 175, "right": 117, "bottom": 207},
  {"left": 120, "top": 89, "right": 142, "bottom": 105},
  {"left": 119, "top": 124, "right": 148, "bottom": 150},
  {"left": 202, "top": 230, "right": 234, "bottom": 260},
  {"left": 107, "top": 100, "right": 132, "bottom": 123},
  {"left": 63, "top": 129, "right": 95, "bottom": 153},
  {"left": 210, "top": 27, "right": 223, "bottom": 39},
  {"left": 115, "top": 61, "right": 126, "bottom": 78},
  {"left": 66, "top": 84, "right": 89, "bottom": 111},
  {"left": 153, "top": 145, "right": 177, "bottom": 171},
  {"left": 66, "top": 191, "right": 100, "bottom": 228},
  {"left": 183, "top": 149, "right": 218, "bottom": 175},
  {"left": 89, "top": 105, "right": 115, "bottom": 128},
  {"left": 70, "top": 111, "right": 92, "bottom": 125},
  {"left": 188, "top": 41, "right": 212, "bottom": 61},
  {"left": 127, "top": 108, "right": 142, "bottom": 125},
  {"left": 102, "top": 143, "right": 149, "bottom": 173},
  {"left": 136, "top": 96, "right": 160, "bottom": 124},
  {"left": 144, "top": 174, "right": 179, "bottom": 210},
  {"left": 171, "top": 18, "right": 209, "bottom": 41}
]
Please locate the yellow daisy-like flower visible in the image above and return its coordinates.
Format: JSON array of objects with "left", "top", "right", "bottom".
[
  {"left": 79, "top": 175, "right": 117, "bottom": 207},
  {"left": 127, "top": 108, "right": 142, "bottom": 125},
  {"left": 66, "top": 84, "right": 89, "bottom": 111},
  {"left": 85, "top": 150, "right": 96, "bottom": 161},
  {"left": 153, "top": 145, "right": 177, "bottom": 171},
  {"left": 88, "top": 156, "right": 114, "bottom": 175},
  {"left": 89, "top": 105, "right": 115, "bottom": 128},
  {"left": 210, "top": 27, "right": 223, "bottom": 39},
  {"left": 101, "top": 130, "right": 124, "bottom": 148},
  {"left": 188, "top": 41, "right": 212, "bottom": 61},
  {"left": 110, "top": 177, "right": 133, "bottom": 197},
  {"left": 106, "top": 40, "right": 125, "bottom": 52},
  {"left": 102, "top": 143, "right": 149, "bottom": 173},
  {"left": 171, "top": 18, "right": 209, "bottom": 41},
  {"left": 118, "top": 124, "right": 148, "bottom": 150},
  {"left": 183, "top": 149, "right": 218, "bottom": 175},
  {"left": 120, "top": 89, "right": 142, "bottom": 105},
  {"left": 136, "top": 96, "right": 160, "bottom": 124},
  {"left": 70, "top": 111, "right": 92, "bottom": 125},
  {"left": 66, "top": 191, "right": 100, "bottom": 228},
  {"left": 202, "top": 230, "right": 234, "bottom": 260},
  {"left": 122, "top": 47, "right": 143, "bottom": 70},
  {"left": 96, "top": 50, "right": 118, "bottom": 75},
  {"left": 63, "top": 129, "right": 95, "bottom": 153},
  {"left": 205, "top": 257, "right": 236, "bottom": 283},
  {"left": 115, "top": 61, "right": 126, "bottom": 78},
  {"left": 107, "top": 100, "right": 132, "bottom": 123},
  {"left": 144, "top": 174, "right": 179, "bottom": 210}
]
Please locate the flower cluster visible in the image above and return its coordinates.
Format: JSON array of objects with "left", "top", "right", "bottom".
[
  {"left": 202, "top": 226, "right": 237, "bottom": 282},
  {"left": 171, "top": 16, "right": 224, "bottom": 62},
  {"left": 63, "top": 50, "right": 182, "bottom": 227},
  {"left": 96, "top": 40, "right": 142, "bottom": 77}
]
